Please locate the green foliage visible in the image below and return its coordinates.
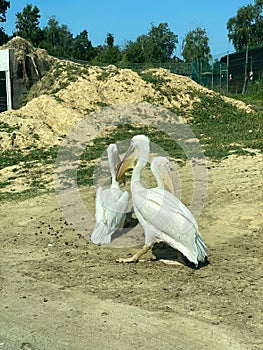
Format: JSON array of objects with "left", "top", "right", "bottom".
[
  {"left": 39, "top": 16, "right": 73, "bottom": 58},
  {"left": 123, "top": 36, "right": 147, "bottom": 63},
  {"left": 233, "top": 80, "right": 263, "bottom": 109},
  {"left": 51, "top": 62, "right": 89, "bottom": 93},
  {"left": 27, "top": 61, "right": 90, "bottom": 98},
  {"left": 146, "top": 23, "right": 178, "bottom": 62},
  {"left": 182, "top": 26, "right": 212, "bottom": 64},
  {"left": 139, "top": 70, "right": 175, "bottom": 103},
  {"left": 0, "top": 27, "right": 9, "bottom": 45},
  {"left": 93, "top": 45, "right": 121, "bottom": 64},
  {"left": 139, "top": 71, "right": 166, "bottom": 87},
  {"left": 0, "top": 146, "right": 58, "bottom": 170},
  {"left": 227, "top": 0, "right": 263, "bottom": 51},
  {"left": 0, "top": 188, "right": 52, "bottom": 202},
  {"left": 182, "top": 27, "right": 212, "bottom": 83},
  {"left": 0, "top": 0, "right": 10, "bottom": 44},
  {"left": 71, "top": 30, "right": 95, "bottom": 61},
  {"left": 96, "top": 70, "right": 112, "bottom": 80},
  {"left": 15, "top": 4, "right": 43, "bottom": 46},
  {"left": 0, "top": 0, "right": 10, "bottom": 22},
  {"left": 77, "top": 124, "right": 186, "bottom": 187},
  {"left": 123, "top": 23, "right": 178, "bottom": 63},
  {"left": 0, "top": 121, "right": 19, "bottom": 133},
  {"left": 105, "top": 33, "right": 114, "bottom": 47},
  {"left": 190, "top": 94, "right": 262, "bottom": 158},
  {"left": 2, "top": 94, "right": 262, "bottom": 201}
]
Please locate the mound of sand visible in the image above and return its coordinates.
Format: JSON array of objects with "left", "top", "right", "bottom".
[
  {"left": 1, "top": 36, "right": 56, "bottom": 86},
  {"left": 0, "top": 38, "right": 253, "bottom": 153}
]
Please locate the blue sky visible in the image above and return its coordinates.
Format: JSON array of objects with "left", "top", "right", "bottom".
[{"left": 3, "top": 0, "right": 251, "bottom": 59}]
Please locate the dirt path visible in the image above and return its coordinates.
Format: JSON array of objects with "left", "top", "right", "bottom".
[{"left": 1, "top": 154, "right": 262, "bottom": 350}]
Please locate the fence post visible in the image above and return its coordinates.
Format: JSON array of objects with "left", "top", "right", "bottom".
[
  {"left": 226, "top": 52, "right": 229, "bottom": 93},
  {"left": 242, "top": 45, "right": 249, "bottom": 94},
  {"left": 211, "top": 62, "right": 214, "bottom": 90}
]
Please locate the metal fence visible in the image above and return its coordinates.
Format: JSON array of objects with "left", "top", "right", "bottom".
[
  {"left": 60, "top": 47, "right": 263, "bottom": 95},
  {"left": 1, "top": 49, "right": 262, "bottom": 115},
  {"left": 0, "top": 97, "right": 7, "bottom": 112},
  {"left": 204, "top": 47, "right": 263, "bottom": 94}
]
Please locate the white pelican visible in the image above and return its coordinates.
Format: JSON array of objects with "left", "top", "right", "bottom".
[
  {"left": 150, "top": 156, "right": 189, "bottom": 265},
  {"left": 115, "top": 135, "right": 207, "bottom": 267},
  {"left": 91, "top": 143, "right": 129, "bottom": 244}
]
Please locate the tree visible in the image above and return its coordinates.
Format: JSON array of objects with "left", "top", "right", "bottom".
[
  {"left": 15, "top": 3, "right": 43, "bottom": 46},
  {"left": 93, "top": 34, "right": 118, "bottom": 64},
  {"left": 40, "top": 16, "right": 73, "bottom": 57},
  {"left": 0, "top": 28, "right": 8, "bottom": 44},
  {"left": 123, "top": 35, "right": 148, "bottom": 63},
  {"left": 93, "top": 45, "right": 121, "bottom": 64},
  {"left": 0, "top": 0, "right": 10, "bottom": 23},
  {"left": 227, "top": 0, "right": 263, "bottom": 51},
  {"left": 182, "top": 27, "right": 211, "bottom": 63},
  {"left": 146, "top": 23, "right": 178, "bottom": 62},
  {"left": 105, "top": 33, "right": 114, "bottom": 47},
  {"left": 123, "top": 23, "right": 178, "bottom": 63},
  {"left": 93, "top": 33, "right": 121, "bottom": 64},
  {"left": 71, "top": 30, "right": 95, "bottom": 60},
  {"left": 182, "top": 27, "right": 212, "bottom": 82},
  {"left": 0, "top": 0, "right": 10, "bottom": 45}
]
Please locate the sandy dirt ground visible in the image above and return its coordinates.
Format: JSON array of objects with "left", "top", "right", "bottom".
[
  {"left": 0, "top": 152, "right": 262, "bottom": 350},
  {"left": 1, "top": 38, "right": 261, "bottom": 350}
]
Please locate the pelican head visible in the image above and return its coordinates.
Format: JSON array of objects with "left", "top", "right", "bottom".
[
  {"left": 107, "top": 143, "right": 120, "bottom": 174},
  {"left": 116, "top": 135, "right": 150, "bottom": 181},
  {"left": 150, "top": 156, "right": 175, "bottom": 195},
  {"left": 106, "top": 143, "right": 126, "bottom": 185}
]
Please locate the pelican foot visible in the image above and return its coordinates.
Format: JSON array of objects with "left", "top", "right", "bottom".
[
  {"left": 116, "top": 245, "right": 151, "bottom": 263},
  {"left": 116, "top": 257, "right": 141, "bottom": 263},
  {"left": 159, "top": 259, "right": 185, "bottom": 266}
]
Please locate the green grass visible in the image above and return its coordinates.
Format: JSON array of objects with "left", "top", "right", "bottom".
[
  {"left": 0, "top": 146, "right": 59, "bottom": 170},
  {"left": 27, "top": 61, "right": 91, "bottom": 100},
  {"left": 77, "top": 124, "right": 188, "bottom": 187},
  {"left": 190, "top": 93, "right": 262, "bottom": 159},
  {"left": 139, "top": 70, "right": 175, "bottom": 104},
  {"left": 0, "top": 121, "right": 20, "bottom": 133},
  {"left": 77, "top": 92, "right": 263, "bottom": 188},
  {"left": 1, "top": 82, "right": 262, "bottom": 202},
  {"left": 0, "top": 188, "right": 53, "bottom": 203},
  {"left": 139, "top": 71, "right": 262, "bottom": 159},
  {"left": 97, "top": 69, "right": 120, "bottom": 81},
  {"left": 0, "top": 146, "right": 58, "bottom": 202}
]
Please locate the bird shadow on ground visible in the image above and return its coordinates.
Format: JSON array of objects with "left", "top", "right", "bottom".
[
  {"left": 111, "top": 211, "right": 139, "bottom": 241},
  {"left": 151, "top": 242, "right": 209, "bottom": 269}
]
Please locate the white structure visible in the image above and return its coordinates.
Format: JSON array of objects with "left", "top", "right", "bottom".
[{"left": 0, "top": 49, "right": 12, "bottom": 110}]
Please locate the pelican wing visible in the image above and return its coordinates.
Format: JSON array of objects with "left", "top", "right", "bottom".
[
  {"left": 132, "top": 186, "right": 206, "bottom": 264},
  {"left": 95, "top": 187, "right": 104, "bottom": 223},
  {"left": 91, "top": 188, "right": 129, "bottom": 244}
]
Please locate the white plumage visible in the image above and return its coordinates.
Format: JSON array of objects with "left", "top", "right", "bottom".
[
  {"left": 91, "top": 143, "right": 129, "bottom": 244},
  {"left": 115, "top": 135, "right": 207, "bottom": 267}
]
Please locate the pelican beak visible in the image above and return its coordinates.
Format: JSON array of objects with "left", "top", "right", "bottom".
[
  {"left": 116, "top": 144, "right": 137, "bottom": 181},
  {"left": 159, "top": 164, "right": 175, "bottom": 195},
  {"left": 120, "top": 173, "right": 126, "bottom": 185}
]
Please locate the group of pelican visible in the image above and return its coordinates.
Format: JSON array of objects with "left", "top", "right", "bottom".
[{"left": 91, "top": 135, "right": 207, "bottom": 267}]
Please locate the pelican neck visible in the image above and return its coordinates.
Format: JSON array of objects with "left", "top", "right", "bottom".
[
  {"left": 131, "top": 137, "right": 150, "bottom": 189},
  {"left": 131, "top": 159, "right": 147, "bottom": 187}
]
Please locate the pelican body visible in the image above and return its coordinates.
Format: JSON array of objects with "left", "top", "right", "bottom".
[
  {"left": 91, "top": 143, "right": 129, "bottom": 244},
  {"left": 116, "top": 135, "right": 207, "bottom": 267}
]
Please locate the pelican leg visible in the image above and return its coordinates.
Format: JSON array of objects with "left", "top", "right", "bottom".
[{"left": 116, "top": 245, "right": 151, "bottom": 263}]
